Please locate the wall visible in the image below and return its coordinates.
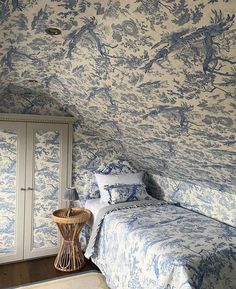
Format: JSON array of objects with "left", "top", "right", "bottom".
[
  {"left": 151, "top": 174, "right": 236, "bottom": 227},
  {"left": 0, "top": 84, "right": 122, "bottom": 199},
  {"left": 72, "top": 125, "right": 125, "bottom": 201},
  {"left": 0, "top": 84, "right": 68, "bottom": 115},
  {"left": 0, "top": 1, "right": 235, "bottom": 199}
]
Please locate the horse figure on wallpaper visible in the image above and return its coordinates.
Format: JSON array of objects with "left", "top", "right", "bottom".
[{"left": 144, "top": 10, "right": 236, "bottom": 77}]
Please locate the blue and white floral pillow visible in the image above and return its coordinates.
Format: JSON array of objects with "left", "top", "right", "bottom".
[
  {"left": 104, "top": 184, "right": 151, "bottom": 204},
  {"left": 88, "top": 160, "right": 138, "bottom": 199}
]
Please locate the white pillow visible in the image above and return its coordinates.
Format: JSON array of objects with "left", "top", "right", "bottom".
[{"left": 95, "top": 172, "right": 144, "bottom": 203}]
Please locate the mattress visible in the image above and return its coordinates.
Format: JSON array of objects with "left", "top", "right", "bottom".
[{"left": 85, "top": 198, "right": 108, "bottom": 225}]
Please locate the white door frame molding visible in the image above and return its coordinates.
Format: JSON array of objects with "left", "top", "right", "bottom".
[
  {"left": 0, "top": 122, "right": 26, "bottom": 264},
  {"left": 24, "top": 123, "right": 69, "bottom": 259},
  {"left": 0, "top": 113, "right": 75, "bottom": 124}
]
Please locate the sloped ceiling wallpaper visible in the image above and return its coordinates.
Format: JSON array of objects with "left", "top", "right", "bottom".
[
  {"left": 0, "top": 0, "right": 235, "bottom": 194},
  {"left": 0, "top": 83, "right": 70, "bottom": 115}
]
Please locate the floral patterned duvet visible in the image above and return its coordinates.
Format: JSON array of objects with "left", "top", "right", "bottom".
[{"left": 85, "top": 201, "right": 236, "bottom": 289}]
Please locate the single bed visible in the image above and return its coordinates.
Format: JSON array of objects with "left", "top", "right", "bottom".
[{"left": 85, "top": 199, "right": 236, "bottom": 289}]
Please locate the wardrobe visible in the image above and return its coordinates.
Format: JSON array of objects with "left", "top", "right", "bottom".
[{"left": 0, "top": 114, "right": 75, "bottom": 264}]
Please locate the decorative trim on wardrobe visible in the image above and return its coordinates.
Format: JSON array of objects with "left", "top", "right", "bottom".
[{"left": 0, "top": 113, "right": 76, "bottom": 124}]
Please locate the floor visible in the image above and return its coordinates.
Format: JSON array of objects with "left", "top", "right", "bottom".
[{"left": 0, "top": 256, "right": 99, "bottom": 288}]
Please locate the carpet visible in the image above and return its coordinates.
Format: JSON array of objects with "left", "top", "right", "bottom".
[{"left": 15, "top": 271, "right": 109, "bottom": 289}]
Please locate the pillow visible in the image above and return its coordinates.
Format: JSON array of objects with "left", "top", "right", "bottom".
[
  {"left": 95, "top": 172, "right": 144, "bottom": 203},
  {"left": 104, "top": 183, "right": 151, "bottom": 204},
  {"left": 89, "top": 160, "right": 138, "bottom": 198}
]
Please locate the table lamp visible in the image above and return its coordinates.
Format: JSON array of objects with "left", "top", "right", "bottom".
[{"left": 63, "top": 187, "right": 79, "bottom": 217}]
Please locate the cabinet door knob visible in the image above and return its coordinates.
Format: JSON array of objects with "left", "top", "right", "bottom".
[
  {"left": 27, "top": 187, "right": 34, "bottom": 190},
  {"left": 21, "top": 188, "right": 26, "bottom": 191}
]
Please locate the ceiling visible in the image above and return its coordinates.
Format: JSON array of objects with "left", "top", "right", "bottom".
[{"left": 0, "top": 0, "right": 235, "bottom": 194}]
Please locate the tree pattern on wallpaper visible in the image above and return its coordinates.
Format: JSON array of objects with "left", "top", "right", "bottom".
[{"left": 0, "top": 0, "right": 235, "bottom": 195}]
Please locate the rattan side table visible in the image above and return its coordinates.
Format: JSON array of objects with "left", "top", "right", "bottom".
[{"left": 52, "top": 208, "right": 91, "bottom": 272}]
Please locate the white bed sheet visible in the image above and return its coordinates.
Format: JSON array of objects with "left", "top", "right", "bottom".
[{"left": 85, "top": 198, "right": 108, "bottom": 225}]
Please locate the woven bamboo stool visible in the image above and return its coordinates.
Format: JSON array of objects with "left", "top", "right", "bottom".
[{"left": 52, "top": 208, "right": 91, "bottom": 272}]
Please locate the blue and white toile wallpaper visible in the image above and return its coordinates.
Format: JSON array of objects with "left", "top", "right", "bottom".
[
  {"left": 152, "top": 174, "right": 236, "bottom": 228},
  {"left": 0, "top": 0, "right": 235, "bottom": 201}
]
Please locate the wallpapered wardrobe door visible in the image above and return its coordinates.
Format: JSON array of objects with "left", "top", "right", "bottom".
[
  {"left": 24, "top": 123, "right": 68, "bottom": 259},
  {"left": 0, "top": 122, "right": 26, "bottom": 264}
]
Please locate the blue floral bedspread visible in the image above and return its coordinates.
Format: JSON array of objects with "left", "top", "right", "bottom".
[{"left": 85, "top": 201, "right": 236, "bottom": 289}]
